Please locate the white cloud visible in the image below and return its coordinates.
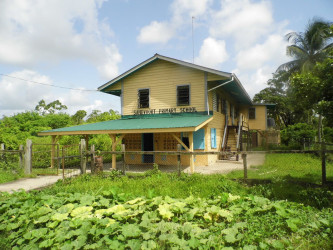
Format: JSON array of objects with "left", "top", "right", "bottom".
[
  {"left": 137, "top": 0, "right": 212, "bottom": 44},
  {"left": 0, "top": 0, "right": 121, "bottom": 79},
  {"left": 0, "top": 70, "right": 121, "bottom": 117},
  {"left": 210, "top": 0, "right": 274, "bottom": 48},
  {"left": 0, "top": 70, "right": 54, "bottom": 112},
  {"left": 236, "top": 34, "right": 288, "bottom": 70},
  {"left": 137, "top": 21, "right": 175, "bottom": 44},
  {"left": 195, "top": 37, "right": 229, "bottom": 68}
]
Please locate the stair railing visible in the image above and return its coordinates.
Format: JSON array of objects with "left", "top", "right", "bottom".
[
  {"left": 221, "top": 115, "right": 228, "bottom": 150},
  {"left": 236, "top": 114, "right": 243, "bottom": 150}
]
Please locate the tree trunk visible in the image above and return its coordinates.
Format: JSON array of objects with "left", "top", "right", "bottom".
[{"left": 318, "top": 114, "right": 322, "bottom": 142}]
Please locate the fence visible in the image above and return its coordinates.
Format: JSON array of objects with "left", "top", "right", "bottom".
[{"left": 0, "top": 140, "right": 332, "bottom": 185}]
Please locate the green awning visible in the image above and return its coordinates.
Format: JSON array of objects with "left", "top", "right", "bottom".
[{"left": 39, "top": 113, "right": 213, "bottom": 136}]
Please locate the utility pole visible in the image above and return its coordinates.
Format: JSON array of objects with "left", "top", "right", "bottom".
[{"left": 192, "top": 16, "right": 195, "bottom": 63}]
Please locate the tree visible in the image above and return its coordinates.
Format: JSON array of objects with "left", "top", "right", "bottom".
[
  {"left": 35, "top": 100, "right": 68, "bottom": 115},
  {"left": 278, "top": 18, "right": 332, "bottom": 73},
  {"left": 71, "top": 110, "right": 87, "bottom": 125},
  {"left": 291, "top": 54, "right": 333, "bottom": 127},
  {"left": 253, "top": 70, "right": 307, "bottom": 127},
  {"left": 86, "top": 109, "right": 120, "bottom": 123}
]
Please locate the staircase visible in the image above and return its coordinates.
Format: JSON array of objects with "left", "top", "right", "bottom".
[{"left": 221, "top": 114, "right": 248, "bottom": 161}]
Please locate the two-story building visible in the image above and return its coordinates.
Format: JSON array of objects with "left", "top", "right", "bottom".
[{"left": 40, "top": 54, "right": 274, "bottom": 172}]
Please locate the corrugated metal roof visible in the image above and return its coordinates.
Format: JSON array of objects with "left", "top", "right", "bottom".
[{"left": 39, "top": 114, "right": 213, "bottom": 135}]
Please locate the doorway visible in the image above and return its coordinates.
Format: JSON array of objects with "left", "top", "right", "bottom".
[{"left": 142, "top": 133, "right": 154, "bottom": 163}]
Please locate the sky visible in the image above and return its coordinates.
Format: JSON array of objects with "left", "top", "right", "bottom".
[{"left": 0, "top": 0, "right": 332, "bottom": 118}]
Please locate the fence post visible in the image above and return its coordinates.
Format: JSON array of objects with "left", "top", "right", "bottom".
[
  {"left": 90, "top": 145, "right": 95, "bottom": 174},
  {"left": 177, "top": 144, "right": 181, "bottom": 176},
  {"left": 321, "top": 142, "right": 326, "bottom": 185},
  {"left": 121, "top": 144, "right": 126, "bottom": 175},
  {"left": 19, "top": 145, "right": 24, "bottom": 169},
  {"left": 0, "top": 144, "right": 4, "bottom": 162},
  {"left": 242, "top": 153, "right": 247, "bottom": 181},
  {"left": 24, "top": 139, "right": 32, "bottom": 175},
  {"left": 80, "top": 139, "right": 86, "bottom": 174}
]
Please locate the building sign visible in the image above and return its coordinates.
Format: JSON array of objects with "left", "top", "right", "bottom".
[{"left": 133, "top": 107, "right": 197, "bottom": 115}]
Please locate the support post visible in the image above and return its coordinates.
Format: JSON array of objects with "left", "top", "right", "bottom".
[
  {"left": 19, "top": 145, "right": 24, "bottom": 169},
  {"left": 110, "top": 134, "right": 117, "bottom": 170},
  {"left": 51, "top": 136, "right": 56, "bottom": 168},
  {"left": 177, "top": 144, "right": 181, "bottom": 177},
  {"left": 0, "top": 144, "right": 4, "bottom": 162},
  {"left": 80, "top": 139, "right": 86, "bottom": 174},
  {"left": 242, "top": 153, "right": 247, "bottom": 181},
  {"left": 189, "top": 132, "right": 194, "bottom": 174},
  {"left": 321, "top": 142, "right": 326, "bottom": 185},
  {"left": 121, "top": 144, "right": 126, "bottom": 175},
  {"left": 24, "top": 139, "right": 32, "bottom": 175},
  {"left": 91, "top": 144, "right": 95, "bottom": 174}
]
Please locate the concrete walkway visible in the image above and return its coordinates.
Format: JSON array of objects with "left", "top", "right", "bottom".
[{"left": 0, "top": 175, "right": 63, "bottom": 193}]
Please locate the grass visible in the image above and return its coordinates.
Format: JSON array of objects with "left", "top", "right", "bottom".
[
  {"left": 43, "top": 172, "right": 250, "bottom": 199},
  {"left": 227, "top": 153, "right": 333, "bottom": 183},
  {"left": 0, "top": 169, "right": 22, "bottom": 184}
]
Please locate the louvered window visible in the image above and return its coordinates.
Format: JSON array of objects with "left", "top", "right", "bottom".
[
  {"left": 138, "top": 89, "right": 149, "bottom": 108},
  {"left": 249, "top": 107, "right": 256, "bottom": 119},
  {"left": 177, "top": 85, "right": 190, "bottom": 106}
]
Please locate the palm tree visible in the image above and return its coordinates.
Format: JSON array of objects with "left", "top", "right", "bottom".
[{"left": 278, "top": 18, "right": 333, "bottom": 73}]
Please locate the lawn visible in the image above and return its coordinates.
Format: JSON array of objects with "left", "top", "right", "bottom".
[
  {"left": 227, "top": 153, "right": 333, "bottom": 183},
  {"left": 0, "top": 169, "right": 22, "bottom": 184}
]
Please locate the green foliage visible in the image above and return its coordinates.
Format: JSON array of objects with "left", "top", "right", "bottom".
[
  {"left": 35, "top": 99, "right": 68, "bottom": 115},
  {"left": 281, "top": 123, "right": 316, "bottom": 146},
  {"left": 0, "top": 187, "right": 332, "bottom": 249},
  {"left": 86, "top": 109, "right": 120, "bottom": 123}
]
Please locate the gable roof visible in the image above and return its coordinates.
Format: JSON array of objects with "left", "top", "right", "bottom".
[
  {"left": 98, "top": 53, "right": 232, "bottom": 91},
  {"left": 98, "top": 53, "right": 252, "bottom": 105}
]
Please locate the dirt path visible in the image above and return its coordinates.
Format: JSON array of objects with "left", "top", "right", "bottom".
[{"left": 0, "top": 175, "right": 63, "bottom": 193}]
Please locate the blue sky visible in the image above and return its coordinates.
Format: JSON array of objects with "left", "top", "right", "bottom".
[{"left": 0, "top": 0, "right": 332, "bottom": 118}]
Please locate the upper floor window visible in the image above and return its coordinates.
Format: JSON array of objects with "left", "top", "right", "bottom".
[
  {"left": 138, "top": 89, "right": 149, "bottom": 108},
  {"left": 249, "top": 107, "right": 256, "bottom": 119},
  {"left": 177, "top": 85, "right": 190, "bottom": 106}
]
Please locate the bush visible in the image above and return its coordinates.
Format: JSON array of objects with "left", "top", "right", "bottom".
[{"left": 281, "top": 123, "right": 316, "bottom": 148}]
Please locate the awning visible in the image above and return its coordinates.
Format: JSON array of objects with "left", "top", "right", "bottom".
[{"left": 38, "top": 114, "right": 213, "bottom": 136}]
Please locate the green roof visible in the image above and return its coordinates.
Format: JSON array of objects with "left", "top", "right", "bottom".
[{"left": 39, "top": 113, "right": 213, "bottom": 135}]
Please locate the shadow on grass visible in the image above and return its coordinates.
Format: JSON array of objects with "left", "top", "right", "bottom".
[{"left": 233, "top": 176, "right": 333, "bottom": 209}]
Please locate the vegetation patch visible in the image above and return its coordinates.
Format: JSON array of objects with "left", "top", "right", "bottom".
[{"left": 0, "top": 188, "right": 332, "bottom": 249}]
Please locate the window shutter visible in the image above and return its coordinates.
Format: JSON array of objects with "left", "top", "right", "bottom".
[
  {"left": 213, "top": 91, "right": 217, "bottom": 111},
  {"left": 211, "top": 128, "right": 216, "bottom": 149},
  {"left": 193, "top": 129, "right": 205, "bottom": 149}
]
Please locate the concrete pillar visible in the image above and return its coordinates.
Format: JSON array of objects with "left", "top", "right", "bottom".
[{"left": 80, "top": 139, "right": 86, "bottom": 174}]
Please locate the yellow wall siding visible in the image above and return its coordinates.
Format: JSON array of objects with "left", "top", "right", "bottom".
[
  {"left": 248, "top": 105, "right": 267, "bottom": 130},
  {"left": 122, "top": 60, "right": 206, "bottom": 115}
]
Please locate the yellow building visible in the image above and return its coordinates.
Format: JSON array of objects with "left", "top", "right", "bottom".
[{"left": 40, "top": 54, "right": 275, "bottom": 171}]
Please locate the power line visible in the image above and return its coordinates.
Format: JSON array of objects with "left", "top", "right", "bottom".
[{"left": 0, "top": 73, "right": 98, "bottom": 92}]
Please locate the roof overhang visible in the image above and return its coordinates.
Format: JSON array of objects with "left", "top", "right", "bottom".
[
  {"left": 208, "top": 74, "right": 253, "bottom": 105},
  {"left": 38, "top": 114, "right": 213, "bottom": 136},
  {"left": 98, "top": 54, "right": 232, "bottom": 93}
]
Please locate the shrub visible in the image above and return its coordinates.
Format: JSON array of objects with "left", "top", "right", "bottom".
[{"left": 281, "top": 123, "right": 316, "bottom": 148}]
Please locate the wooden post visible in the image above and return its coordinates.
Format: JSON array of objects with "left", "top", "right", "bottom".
[
  {"left": 0, "top": 144, "right": 4, "bottom": 162},
  {"left": 321, "top": 142, "right": 326, "bottom": 185},
  {"left": 177, "top": 144, "right": 181, "bottom": 176},
  {"left": 110, "top": 134, "right": 117, "bottom": 170},
  {"left": 91, "top": 144, "right": 95, "bottom": 174},
  {"left": 121, "top": 144, "right": 126, "bottom": 174},
  {"left": 19, "top": 145, "right": 24, "bottom": 169},
  {"left": 51, "top": 136, "right": 56, "bottom": 168},
  {"left": 62, "top": 147, "right": 65, "bottom": 180},
  {"left": 80, "top": 139, "right": 86, "bottom": 174},
  {"left": 242, "top": 153, "right": 247, "bottom": 181},
  {"left": 189, "top": 132, "right": 194, "bottom": 174},
  {"left": 24, "top": 139, "right": 32, "bottom": 175}
]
